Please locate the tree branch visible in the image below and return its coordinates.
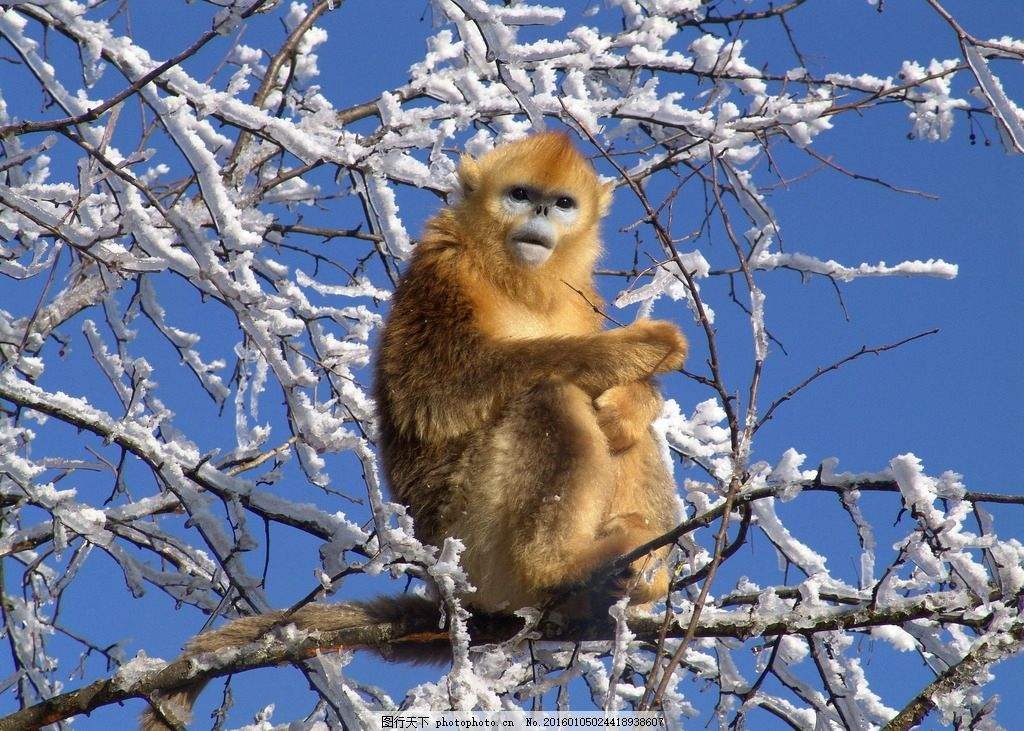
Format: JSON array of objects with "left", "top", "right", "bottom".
[
  {"left": 756, "top": 329, "right": 939, "bottom": 432},
  {"left": 678, "top": 0, "right": 809, "bottom": 27},
  {"left": 0, "top": 1, "right": 269, "bottom": 138},
  {"left": 883, "top": 619, "right": 1024, "bottom": 730},
  {"left": 0, "top": 589, "right": 1003, "bottom": 730}
]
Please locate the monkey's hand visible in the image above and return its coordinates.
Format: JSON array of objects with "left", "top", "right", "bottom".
[
  {"left": 595, "top": 381, "right": 662, "bottom": 453},
  {"left": 616, "top": 320, "right": 687, "bottom": 375}
]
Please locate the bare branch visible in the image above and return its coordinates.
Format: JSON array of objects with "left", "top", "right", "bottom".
[{"left": 757, "top": 329, "right": 940, "bottom": 432}]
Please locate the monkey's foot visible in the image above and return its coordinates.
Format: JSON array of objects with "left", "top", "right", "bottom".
[
  {"left": 616, "top": 556, "right": 670, "bottom": 605},
  {"left": 594, "top": 382, "right": 661, "bottom": 453},
  {"left": 596, "top": 512, "right": 671, "bottom": 604}
]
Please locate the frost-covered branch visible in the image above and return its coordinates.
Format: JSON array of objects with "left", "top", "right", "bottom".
[
  {"left": 1, "top": 0, "right": 1021, "bottom": 726},
  {"left": 0, "top": 584, "right": 1011, "bottom": 730},
  {"left": 884, "top": 620, "right": 1024, "bottom": 730},
  {"left": 924, "top": 0, "right": 1024, "bottom": 154}
]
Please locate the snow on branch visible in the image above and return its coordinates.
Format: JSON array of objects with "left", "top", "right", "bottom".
[
  {"left": 0, "top": 0, "right": 1021, "bottom": 727},
  {"left": 0, "top": 580, "right": 1013, "bottom": 731}
]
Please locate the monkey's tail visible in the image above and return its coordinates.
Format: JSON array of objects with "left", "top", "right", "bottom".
[{"left": 140, "top": 594, "right": 445, "bottom": 731}]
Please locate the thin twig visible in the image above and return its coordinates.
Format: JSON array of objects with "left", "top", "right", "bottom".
[
  {"left": 756, "top": 328, "right": 939, "bottom": 432},
  {"left": 804, "top": 146, "right": 940, "bottom": 199}
]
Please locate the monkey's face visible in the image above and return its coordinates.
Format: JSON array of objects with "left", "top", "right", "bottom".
[
  {"left": 456, "top": 133, "right": 613, "bottom": 274},
  {"left": 500, "top": 184, "right": 580, "bottom": 267}
]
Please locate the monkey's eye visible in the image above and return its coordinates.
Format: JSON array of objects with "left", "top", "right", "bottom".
[
  {"left": 555, "top": 196, "right": 576, "bottom": 210},
  {"left": 509, "top": 187, "right": 530, "bottom": 202}
]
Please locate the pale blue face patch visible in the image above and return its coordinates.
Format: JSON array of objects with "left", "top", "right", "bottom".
[{"left": 501, "top": 185, "right": 580, "bottom": 267}]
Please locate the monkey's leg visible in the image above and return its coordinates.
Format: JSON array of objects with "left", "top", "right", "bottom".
[
  {"left": 603, "top": 428, "right": 681, "bottom": 604},
  {"left": 452, "top": 380, "right": 643, "bottom": 611}
]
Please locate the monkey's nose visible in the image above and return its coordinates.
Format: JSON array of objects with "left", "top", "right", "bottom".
[{"left": 535, "top": 205, "right": 549, "bottom": 216}]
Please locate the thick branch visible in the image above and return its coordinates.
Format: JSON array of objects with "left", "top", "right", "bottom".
[
  {"left": 600, "top": 477, "right": 1023, "bottom": 585},
  {"left": 0, "top": 590, "right": 1001, "bottom": 730},
  {"left": 0, "top": 376, "right": 370, "bottom": 559}
]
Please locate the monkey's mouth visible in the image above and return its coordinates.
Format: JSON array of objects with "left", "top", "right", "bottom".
[
  {"left": 510, "top": 235, "right": 555, "bottom": 267},
  {"left": 512, "top": 233, "right": 553, "bottom": 250}
]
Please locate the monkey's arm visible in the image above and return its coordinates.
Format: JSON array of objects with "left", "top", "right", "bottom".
[
  {"left": 375, "top": 254, "right": 685, "bottom": 444},
  {"left": 486, "top": 320, "right": 685, "bottom": 397},
  {"left": 379, "top": 317, "right": 685, "bottom": 444}
]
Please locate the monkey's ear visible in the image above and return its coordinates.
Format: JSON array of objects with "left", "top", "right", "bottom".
[
  {"left": 598, "top": 180, "right": 615, "bottom": 215},
  {"left": 458, "top": 155, "right": 482, "bottom": 195}
]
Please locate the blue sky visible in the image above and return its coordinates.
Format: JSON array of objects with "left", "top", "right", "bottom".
[{"left": 1, "top": 1, "right": 1022, "bottom": 728}]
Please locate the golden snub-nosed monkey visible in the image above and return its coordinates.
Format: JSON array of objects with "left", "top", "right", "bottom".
[{"left": 376, "top": 131, "right": 687, "bottom": 612}]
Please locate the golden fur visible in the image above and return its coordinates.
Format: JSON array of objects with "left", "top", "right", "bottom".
[{"left": 376, "top": 132, "right": 687, "bottom": 612}]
